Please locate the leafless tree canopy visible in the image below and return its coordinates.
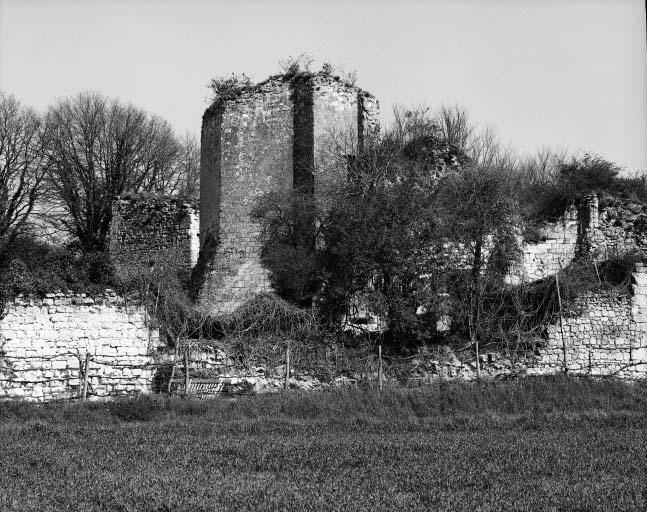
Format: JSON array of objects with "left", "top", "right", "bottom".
[
  {"left": 44, "top": 92, "right": 186, "bottom": 251},
  {"left": 175, "top": 133, "right": 200, "bottom": 200},
  {"left": 0, "top": 92, "right": 48, "bottom": 254}
]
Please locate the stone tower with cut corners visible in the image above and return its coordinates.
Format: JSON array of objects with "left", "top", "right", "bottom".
[{"left": 197, "top": 73, "right": 379, "bottom": 314}]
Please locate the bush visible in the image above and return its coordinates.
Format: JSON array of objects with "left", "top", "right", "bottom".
[
  {"left": 0, "top": 237, "right": 118, "bottom": 299},
  {"left": 220, "top": 292, "right": 318, "bottom": 339},
  {"left": 118, "top": 249, "right": 199, "bottom": 346},
  {"left": 525, "top": 153, "right": 644, "bottom": 223},
  {"left": 207, "top": 73, "right": 252, "bottom": 102},
  {"left": 279, "top": 52, "right": 314, "bottom": 77}
]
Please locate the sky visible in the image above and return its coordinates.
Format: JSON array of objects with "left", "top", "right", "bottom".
[{"left": 1, "top": 0, "right": 646, "bottom": 173}]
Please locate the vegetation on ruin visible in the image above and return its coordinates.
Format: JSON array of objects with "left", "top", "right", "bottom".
[
  {"left": 1, "top": 378, "right": 646, "bottom": 511},
  {"left": 2, "top": 72, "right": 647, "bottom": 361},
  {"left": 207, "top": 55, "right": 361, "bottom": 108},
  {"left": 521, "top": 152, "right": 647, "bottom": 225},
  {"left": 0, "top": 236, "right": 118, "bottom": 300},
  {"left": 251, "top": 104, "right": 647, "bottom": 359},
  {"left": 207, "top": 72, "right": 253, "bottom": 102}
]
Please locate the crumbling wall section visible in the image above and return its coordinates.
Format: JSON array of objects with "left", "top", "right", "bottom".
[
  {"left": 198, "top": 75, "right": 378, "bottom": 315},
  {"left": 508, "top": 209, "right": 580, "bottom": 283},
  {"left": 0, "top": 291, "right": 160, "bottom": 401},
  {"left": 358, "top": 92, "right": 380, "bottom": 146},
  {"left": 109, "top": 197, "right": 199, "bottom": 274},
  {"left": 589, "top": 197, "right": 647, "bottom": 259},
  {"left": 509, "top": 195, "right": 647, "bottom": 284},
  {"left": 312, "top": 77, "right": 360, "bottom": 201},
  {"left": 527, "top": 264, "right": 647, "bottom": 378},
  {"left": 198, "top": 80, "right": 294, "bottom": 314}
]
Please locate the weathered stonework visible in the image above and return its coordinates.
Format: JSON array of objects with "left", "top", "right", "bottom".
[
  {"left": 507, "top": 209, "right": 580, "bottom": 283},
  {"left": 0, "top": 291, "right": 161, "bottom": 401},
  {"left": 198, "top": 74, "right": 378, "bottom": 314},
  {"left": 526, "top": 264, "right": 647, "bottom": 378},
  {"left": 109, "top": 197, "right": 199, "bottom": 274},
  {"left": 509, "top": 195, "right": 647, "bottom": 284}
]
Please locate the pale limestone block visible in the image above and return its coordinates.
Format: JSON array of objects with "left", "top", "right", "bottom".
[{"left": 633, "top": 347, "right": 647, "bottom": 361}]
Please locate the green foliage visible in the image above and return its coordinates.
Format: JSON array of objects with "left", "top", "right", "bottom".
[
  {"left": 0, "top": 236, "right": 118, "bottom": 299},
  {"left": 207, "top": 73, "right": 252, "bottom": 102},
  {"left": 449, "top": 253, "right": 644, "bottom": 351},
  {"left": 320, "top": 61, "right": 334, "bottom": 75},
  {"left": 254, "top": 108, "right": 469, "bottom": 340},
  {"left": 252, "top": 192, "right": 321, "bottom": 307},
  {"left": 524, "top": 153, "right": 645, "bottom": 223}
]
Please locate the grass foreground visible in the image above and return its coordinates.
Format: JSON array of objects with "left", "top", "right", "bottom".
[{"left": 1, "top": 376, "right": 646, "bottom": 511}]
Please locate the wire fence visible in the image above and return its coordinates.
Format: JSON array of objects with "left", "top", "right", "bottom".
[{"left": 1, "top": 340, "right": 646, "bottom": 401}]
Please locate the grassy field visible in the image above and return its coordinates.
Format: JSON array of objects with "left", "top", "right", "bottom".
[{"left": 1, "top": 377, "right": 646, "bottom": 511}]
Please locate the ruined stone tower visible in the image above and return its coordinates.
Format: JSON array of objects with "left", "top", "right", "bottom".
[{"left": 198, "top": 74, "right": 378, "bottom": 314}]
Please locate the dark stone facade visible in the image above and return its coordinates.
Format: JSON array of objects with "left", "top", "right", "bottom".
[
  {"left": 197, "top": 75, "right": 379, "bottom": 314},
  {"left": 108, "top": 197, "right": 199, "bottom": 275}
]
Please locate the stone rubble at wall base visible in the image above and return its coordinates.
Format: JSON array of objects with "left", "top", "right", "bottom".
[{"left": 2, "top": 273, "right": 647, "bottom": 401}]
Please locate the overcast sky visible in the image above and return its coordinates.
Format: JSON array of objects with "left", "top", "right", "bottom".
[{"left": 1, "top": 0, "right": 645, "bottom": 173}]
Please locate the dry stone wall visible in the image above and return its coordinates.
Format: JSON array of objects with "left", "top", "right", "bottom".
[
  {"left": 109, "top": 197, "right": 199, "bottom": 274},
  {"left": 0, "top": 291, "right": 161, "bottom": 401},
  {"left": 527, "top": 264, "right": 647, "bottom": 378}
]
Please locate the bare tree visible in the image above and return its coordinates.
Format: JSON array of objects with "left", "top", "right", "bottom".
[
  {"left": 175, "top": 133, "right": 200, "bottom": 200},
  {"left": 434, "top": 104, "right": 474, "bottom": 152},
  {"left": 44, "top": 92, "right": 182, "bottom": 252},
  {"left": 0, "top": 92, "right": 48, "bottom": 255},
  {"left": 436, "top": 164, "right": 520, "bottom": 376}
]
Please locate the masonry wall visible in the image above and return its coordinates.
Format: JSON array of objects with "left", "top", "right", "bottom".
[
  {"left": 109, "top": 197, "right": 199, "bottom": 274},
  {"left": 198, "top": 75, "right": 378, "bottom": 315},
  {"left": 507, "top": 209, "right": 580, "bottom": 283},
  {"left": 588, "top": 197, "right": 647, "bottom": 259},
  {"left": 527, "top": 264, "right": 647, "bottom": 378},
  {"left": 199, "top": 80, "right": 294, "bottom": 314},
  {"left": 312, "top": 77, "right": 360, "bottom": 201},
  {"left": 509, "top": 196, "right": 647, "bottom": 284},
  {"left": 0, "top": 292, "right": 160, "bottom": 401}
]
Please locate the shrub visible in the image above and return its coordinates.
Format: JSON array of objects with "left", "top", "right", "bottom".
[
  {"left": 118, "top": 249, "right": 199, "bottom": 346},
  {"left": 525, "top": 153, "right": 643, "bottom": 224},
  {"left": 207, "top": 73, "right": 252, "bottom": 102},
  {"left": 220, "top": 292, "right": 318, "bottom": 339},
  {"left": 279, "top": 52, "right": 314, "bottom": 77},
  {"left": 0, "top": 236, "right": 118, "bottom": 299}
]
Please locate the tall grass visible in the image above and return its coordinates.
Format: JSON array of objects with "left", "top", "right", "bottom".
[
  {"left": 1, "top": 376, "right": 645, "bottom": 425},
  {"left": 2, "top": 377, "right": 646, "bottom": 512}
]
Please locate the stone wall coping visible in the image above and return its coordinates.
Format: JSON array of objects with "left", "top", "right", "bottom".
[
  {"left": 7, "top": 290, "right": 142, "bottom": 308},
  {"left": 114, "top": 196, "right": 198, "bottom": 211},
  {"left": 204, "top": 72, "right": 376, "bottom": 119}
]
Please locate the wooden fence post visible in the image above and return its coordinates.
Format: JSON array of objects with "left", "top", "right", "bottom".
[
  {"left": 81, "top": 352, "right": 90, "bottom": 401},
  {"left": 378, "top": 344, "right": 383, "bottom": 393},
  {"left": 184, "top": 348, "right": 191, "bottom": 397},
  {"left": 167, "top": 341, "right": 179, "bottom": 394},
  {"left": 284, "top": 342, "right": 290, "bottom": 391},
  {"left": 555, "top": 269, "right": 568, "bottom": 373}
]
